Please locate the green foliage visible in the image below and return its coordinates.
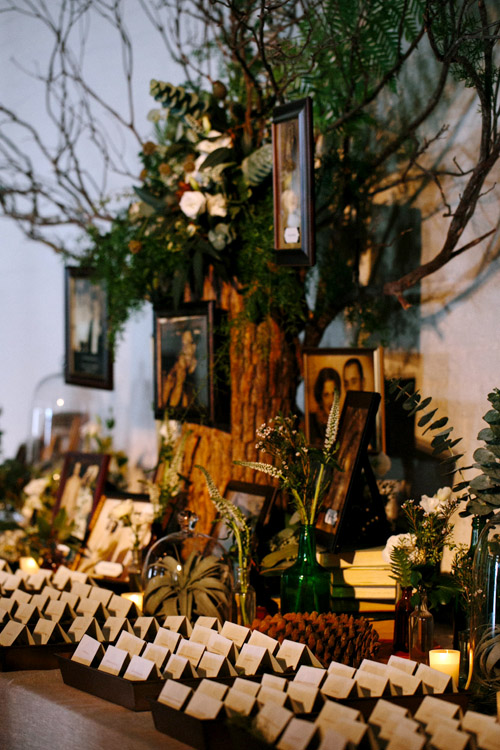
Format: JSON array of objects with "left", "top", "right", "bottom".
[
  {"left": 466, "top": 388, "right": 500, "bottom": 515},
  {"left": 0, "top": 458, "right": 31, "bottom": 510},
  {"left": 390, "top": 546, "right": 413, "bottom": 587}
]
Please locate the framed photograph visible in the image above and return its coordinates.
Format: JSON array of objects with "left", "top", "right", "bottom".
[
  {"left": 315, "top": 391, "right": 381, "bottom": 550},
  {"left": 272, "top": 96, "right": 315, "bottom": 266},
  {"left": 153, "top": 301, "right": 229, "bottom": 427},
  {"left": 54, "top": 451, "right": 110, "bottom": 541},
  {"left": 211, "top": 481, "right": 278, "bottom": 554},
  {"left": 64, "top": 266, "right": 113, "bottom": 389},
  {"left": 74, "top": 492, "right": 154, "bottom": 574},
  {"left": 303, "top": 346, "right": 386, "bottom": 453}
]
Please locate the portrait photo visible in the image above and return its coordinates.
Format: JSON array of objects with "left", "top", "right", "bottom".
[
  {"left": 55, "top": 452, "right": 110, "bottom": 541},
  {"left": 303, "top": 346, "right": 385, "bottom": 452},
  {"left": 211, "top": 481, "right": 277, "bottom": 554},
  {"left": 64, "top": 266, "right": 113, "bottom": 389}
]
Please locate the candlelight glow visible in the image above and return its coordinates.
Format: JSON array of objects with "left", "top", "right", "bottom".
[
  {"left": 121, "top": 592, "right": 143, "bottom": 610},
  {"left": 19, "top": 556, "right": 40, "bottom": 573},
  {"left": 429, "top": 649, "right": 460, "bottom": 688}
]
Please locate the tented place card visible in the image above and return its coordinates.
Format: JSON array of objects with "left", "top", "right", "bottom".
[
  {"left": 277, "top": 717, "right": 318, "bottom": 750},
  {"left": 317, "top": 727, "right": 349, "bottom": 750},
  {"left": 32, "top": 619, "right": 70, "bottom": 645},
  {"left": 87, "top": 587, "right": 114, "bottom": 607},
  {"left": 232, "top": 677, "right": 261, "bottom": 697},
  {"left": 176, "top": 638, "right": 206, "bottom": 668},
  {"left": 461, "top": 710, "right": 497, "bottom": 741},
  {"left": 386, "top": 666, "right": 422, "bottom": 696},
  {"left": 257, "top": 685, "right": 288, "bottom": 708},
  {"left": 197, "top": 679, "right": 229, "bottom": 702},
  {"left": 101, "top": 616, "right": 134, "bottom": 642},
  {"left": 287, "top": 682, "right": 320, "bottom": 714},
  {"left": 184, "top": 691, "right": 223, "bottom": 720},
  {"left": 59, "top": 591, "right": 80, "bottom": 609},
  {"left": 378, "top": 716, "right": 421, "bottom": 742},
  {"left": 207, "top": 631, "right": 238, "bottom": 661},
  {"left": 190, "top": 624, "right": 218, "bottom": 646},
  {"left": 368, "top": 698, "right": 408, "bottom": 729},
  {"left": 98, "top": 645, "right": 131, "bottom": 676},
  {"left": 30, "top": 591, "right": 51, "bottom": 610},
  {"left": 414, "top": 663, "right": 453, "bottom": 694},
  {"left": 294, "top": 665, "right": 327, "bottom": 687},
  {"left": 154, "top": 627, "right": 181, "bottom": 653},
  {"left": 114, "top": 630, "right": 146, "bottom": 656},
  {"left": 320, "top": 672, "right": 357, "bottom": 700},
  {"left": 12, "top": 602, "right": 41, "bottom": 627},
  {"left": 42, "top": 586, "right": 62, "bottom": 601},
  {"left": 414, "top": 695, "right": 461, "bottom": 724},
  {"left": 76, "top": 598, "right": 109, "bottom": 623},
  {"left": 276, "top": 639, "right": 322, "bottom": 670},
  {"left": 317, "top": 701, "right": 361, "bottom": 726},
  {"left": 51, "top": 565, "right": 73, "bottom": 590},
  {"left": 254, "top": 703, "right": 293, "bottom": 744},
  {"left": 142, "top": 643, "right": 170, "bottom": 671},
  {"left": 429, "top": 726, "right": 472, "bottom": 750},
  {"left": 158, "top": 679, "right": 193, "bottom": 710},
  {"left": 107, "top": 594, "right": 141, "bottom": 620},
  {"left": 0, "top": 596, "right": 17, "bottom": 614},
  {"left": 235, "top": 643, "right": 282, "bottom": 675},
  {"left": 133, "top": 616, "right": 159, "bottom": 640},
  {"left": 68, "top": 616, "right": 104, "bottom": 642},
  {"left": 123, "top": 654, "right": 161, "bottom": 681},
  {"left": 248, "top": 629, "right": 279, "bottom": 655},
  {"left": 261, "top": 672, "right": 287, "bottom": 691},
  {"left": 163, "top": 615, "right": 192, "bottom": 637},
  {"left": 354, "top": 669, "right": 390, "bottom": 697},
  {"left": 194, "top": 616, "right": 220, "bottom": 631},
  {"left": 163, "top": 653, "right": 198, "bottom": 680},
  {"left": 424, "top": 715, "right": 461, "bottom": 736},
  {"left": 71, "top": 634, "right": 105, "bottom": 667},
  {"left": 10, "top": 588, "right": 31, "bottom": 605},
  {"left": 44, "top": 600, "right": 77, "bottom": 623},
  {"left": 197, "top": 650, "right": 236, "bottom": 678},
  {"left": 385, "top": 731, "right": 426, "bottom": 750},
  {"left": 0, "top": 620, "right": 35, "bottom": 646},
  {"left": 71, "top": 581, "right": 93, "bottom": 599},
  {"left": 387, "top": 654, "right": 417, "bottom": 675},
  {"left": 220, "top": 621, "right": 250, "bottom": 648},
  {"left": 358, "top": 659, "right": 389, "bottom": 678},
  {"left": 224, "top": 687, "right": 255, "bottom": 717}
]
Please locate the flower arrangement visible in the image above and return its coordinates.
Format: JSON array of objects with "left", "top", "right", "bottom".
[
  {"left": 108, "top": 499, "right": 154, "bottom": 553},
  {"left": 235, "top": 392, "right": 341, "bottom": 526},
  {"left": 145, "top": 416, "right": 190, "bottom": 524},
  {"left": 383, "top": 486, "right": 461, "bottom": 607}
]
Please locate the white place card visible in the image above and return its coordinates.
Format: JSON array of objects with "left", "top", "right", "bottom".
[
  {"left": 224, "top": 687, "right": 255, "bottom": 717},
  {"left": 87, "top": 587, "right": 114, "bottom": 607},
  {"left": 387, "top": 654, "right": 417, "bottom": 674},
  {"left": 235, "top": 643, "right": 271, "bottom": 676},
  {"left": 430, "top": 726, "right": 471, "bottom": 750},
  {"left": 163, "top": 653, "right": 198, "bottom": 680},
  {"left": 220, "top": 621, "right": 250, "bottom": 648},
  {"left": 2, "top": 574, "right": 24, "bottom": 592},
  {"left": 0, "top": 596, "right": 17, "bottom": 614},
  {"left": 26, "top": 572, "right": 50, "bottom": 591},
  {"left": 114, "top": 630, "right": 146, "bottom": 656},
  {"left": 185, "top": 691, "right": 223, "bottom": 720},
  {"left": 368, "top": 698, "right": 408, "bottom": 728},
  {"left": 277, "top": 717, "right": 318, "bottom": 750},
  {"left": 478, "top": 723, "right": 500, "bottom": 750},
  {"left": 424, "top": 715, "right": 460, "bottom": 736},
  {"left": 355, "top": 669, "right": 389, "bottom": 697},
  {"left": 320, "top": 673, "right": 357, "bottom": 700},
  {"left": 207, "top": 631, "right": 238, "bottom": 661},
  {"left": 107, "top": 593, "right": 140, "bottom": 619},
  {"left": 51, "top": 565, "right": 73, "bottom": 590},
  {"left": 102, "top": 616, "right": 134, "bottom": 643},
  {"left": 295, "top": 665, "right": 327, "bottom": 687},
  {"left": 276, "top": 639, "right": 306, "bottom": 670},
  {"left": 415, "top": 663, "right": 453, "bottom": 694},
  {"left": 386, "top": 732, "right": 426, "bottom": 750},
  {"left": 71, "top": 634, "right": 105, "bottom": 666},
  {"left": 154, "top": 627, "right": 181, "bottom": 652},
  {"left": 287, "top": 682, "right": 319, "bottom": 714},
  {"left": 379, "top": 716, "right": 420, "bottom": 741},
  {"left": 248, "top": 629, "right": 279, "bottom": 655},
  {"left": 32, "top": 618, "right": 70, "bottom": 645},
  {"left": 45, "top": 600, "right": 76, "bottom": 622},
  {"left": 133, "top": 616, "right": 159, "bottom": 641},
  {"left": 12, "top": 602, "right": 41, "bottom": 626},
  {"left": 142, "top": 643, "right": 171, "bottom": 672},
  {"left": 71, "top": 581, "right": 93, "bottom": 599},
  {"left": 317, "top": 700, "right": 361, "bottom": 725},
  {"left": 30, "top": 592, "right": 51, "bottom": 610},
  {"left": 261, "top": 672, "right": 287, "bottom": 691},
  {"left": 254, "top": 703, "right": 293, "bottom": 744},
  {"left": 176, "top": 638, "right": 206, "bottom": 668},
  {"left": 10, "top": 588, "right": 31, "bottom": 604},
  {"left": 414, "top": 695, "right": 461, "bottom": 724},
  {"left": 228, "top": 677, "right": 258, "bottom": 697},
  {"left": 158, "top": 679, "right": 192, "bottom": 710},
  {"left": 0, "top": 620, "right": 35, "bottom": 646},
  {"left": 195, "top": 616, "right": 220, "bottom": 631},
  {"left": 163, "top": 615, "right": 192, "bottom": 637},
  {"left": 42, "top": 585, "right": 62, "bottom": 601},
  {"left": 68, "top": 570, "right": 89, "bottom": 584},
  {"left": 0, "top": 609, "right": 9, "bottom": 626},
  {"left": 98, "top": 645, "right": 131, "bottom": 676},
  {"left": 461, "top": 710, "right": 496, "bottom": 738},
  {"left": 196, "top": 679, "right": 229, "bottom": 702},
  {"left": 387, "top": 666, "right": 422, "bottom": 696},
  {"left": 76, "top": 598, "right": 109, "bottom": 622},
  {"left": 191, "top": 624, "right": 218, "bottom": 646},
  {"left": 67, "top": 616, "right": 104, "bottom": 642},
  {"left": 59, "top": 591, "right": 80, "bottom": 609},
  {"left": 257, "top": 685, "right": 288, "bottom": 708},
  {"left": 123, "top": 654, "right": 160, "bottom": 681},
  {"left": 358, "top": 658, "right": 389, "bottom": 677},
  {"left": 317, "top": 717, "right": 369, "bottom": 748},
  {"left": 197, "top": 650, "right": 236, "bottom": 678},
  {"left": 316, "top": 727, "right": 349, "bottom": 750}
]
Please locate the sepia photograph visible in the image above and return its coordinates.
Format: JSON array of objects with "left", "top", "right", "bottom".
[{"left": 55, "top": 452, "right": 110, "bottom": 541}]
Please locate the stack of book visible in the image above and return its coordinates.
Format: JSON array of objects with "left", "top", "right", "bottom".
[{"left": 318, "top": 547, "right": 396, "bottom": 615}]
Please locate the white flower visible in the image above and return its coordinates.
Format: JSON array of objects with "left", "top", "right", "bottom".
[
  {"left": 208, "top": 223, "right": 232, "bottom": 250},
  {"left": 21, "top": 494, "right": 45, "bottom": 521},
  {"left": 80, "top": 421, "right": 100, "bottom": 439},
  {"left": 419, "top": 487, "right": 454, "bottom": 516},
  {"left": 197, "top": 132, "right": 231, "bottom": 154},
  {"left": 179, "top": 190, "right": 206, "bottom": 219},
  {"left": 110, "top": 499, "right": 134, "bottom": 521},
  {"left": 382, "top": 532, "right": 416, "bottom": 564},
  {"left": 159, "top": 419, "right": 181, "bottom": 442},
  {"left": 207, "top": 193, "right": 227, "bottom": 217},
  {"left": 23, "top": 477, "right": 49, "bottom": 497}
]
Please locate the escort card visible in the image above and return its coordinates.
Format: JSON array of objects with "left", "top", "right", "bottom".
[
  {"left": 163, "top": 615, "right": 192, "bottom": 636},
  {"left": 248, "top": 629, "right": 279, "bottom": 655},
  {"left": 45, "top": 599, "right": 77, "bottom": 623},
  {"left": 385, "top": 731, "right": 426, "bottom": 750},
  {"left": 220, "top": 621, "right": 250, "bottom": 648},
  {"left": 142, "top": 642, "right": 171, "bottom": 671},
  {"left": 287, "top": 682, "right": 320, "bottom": 714},
  {"left": 254, "top": 703, "right": 293, "bottom": 744},
  {"left": 430, "top": 726, "right": 471, "bottom": 750},
  {"left": 235, "top": 643, "right": 278, "bottom": 676},
  {"left": 388, "top": 654, "right": 417, "bottom": 675},
  {"left": 276, "top": 717, "right": 318, "bottom": 750},
  {"left": 133, "top": 616, "right": 159, "bottom": 641},
  {"left": 414, "top": 663, "right": 453, "bottom": 694},
  {"left": 176, "top": 638, "right": 206, "bottom": 668},
  {"left": 0, "top": 620, "right": 35, "bottom": 646},
  {"left": 295, "top": 665, "right": 327, "bottom": 687},
  {"left": 317, "top": 700, "right": 361, "bottom": 725},
  {"left": 107, "top": 593, "right": 141, "bottom": 619},
  {"left": 316, "top": 727, "right": 349, "bottom": 750},
  {"left": 0, "top": 609, "right": 9, "bottom": 626},
  {"left": 158, "top": 679, "right": 193, "bottom": 710},
  {"left": 378, "top": 716, "right": 421, "bottom": 741},
  {"left": 98, "top": 645, "right": 131, "bottom": 676},
  {"left": 154, "top": 626, "right": 181, "bottom": 652},
  {"left": 195, "top": 616, "right": 220, "bottom": 631},
  {"left": 76, "top": 598, "right": 109, "bottom": 622},
  {"left": 197, "top": 650, "right": 236, "bottom": 678},
  {"left": 102, "top": 616, "right": 134, "bottom": 642},
  {"left": 261, "top": 672, "right": 287, "bottom": 691},
  {"left": 87, "top": 587, "right": 114, "bottom": 607},
  {"left": 30, "top": 591, "right": 51, "bottom": 610},
  {"left": 13, "top": 602, "right": 42, "bottom": 627},
  {"left": 67, "top": 616, "right": 104, "bottom": 642},
  {"left": 59, "top": 591, "right": 80, "bottom": 609},
  {"left": 163, "top": 653, "right": 198, "bottom": 680},
  {"left": 414, "top": 695, "right": 461, "bottom": 724},
  {"left": 257, "top": 685, "right": 288, "bottom": 708},
  {"left": 478, "top": 722, "right": 500, "bottom": 750},
  {"left": 233, "top": 677, "right": 261, "bottom": 697},
  {"left": 207, "top": 631, "right": 238, "bottom": 661},
  {"left": 32, "top": 618, "right": 70, "bottom": 645},
  {"left": 2, "top": 574, "right": 24, "bottom": 592},
  {"left": 386, "top": 666, "right": 422, "bottom": 696},
  {"left": 224, "top": 687, "right": 255, "bottom": 717},
  {"left": 368, "top": 698, "right": 408, "bottom": 728},
  {"left": 71, "top": 581, "right": 93, "bottom": 599},
  {"left": 184, "top": 691, "right": 223, "bottom": 720},
  {"left": 0, "top": 596, "right": 17, "bottom": 614},
  {"left": 191, "top": 623, "right": 218, "bottom": 646},
  {"left": 355, "top": 669, "right": 390, "bottom": 697},
  {"left": 424, "top": 715, "right": 460, "bottom": 735},
  {"left": 42, "top": 585, "right": 62, "bottom": 601},
  {"left": 68, "top": 570, "right": 89, "bottom": 584},
  {"left": 0, "top": 560, "right": 12, "bottom": 573},
  {"left": 123, "top": 654, "right": 161, "bottom": 681},
  {"left": 26, "top": 572, "right": 50, "bottom": 592},
  {"left": 316, "top": 717, "right": 369, "bottom": 748},
  {"left": 10, "top": 588, "right": 31, "bottom": 605},
  {"left": 114, "top": 630, "right": 146, "bottom": 656},
  {"left": 320, "top": 673, "right": 357, "bottom": 700},
  {"left": 51, "top": 565, "right": 73, "bottom": 590},
  {"left": 358, "top": 659, "right": 389, "bottom": 677},
  {"left": 192, "top": 678, "right": 227, "bottom": 702},
  {"left": 71, "top": 634, "right": 105, "bottom": 666},
  {"left": 461, "top": 709, "right": 497, "bottom": 738},
  {"left": 276, "top": 639, "right": 322, "bottom": 671}
]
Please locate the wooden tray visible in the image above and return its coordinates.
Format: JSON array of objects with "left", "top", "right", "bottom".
[
  {"left": 150, "top": 699, "right": 232, "bottom": 750},
  {"left": 336, "top": 689, "right": 470, "bottom": 720},
  {"left": 0, "top": 641, "right": 76, "bottom": 672},
  {"left": 56, "top": 652, "right": 164, "bottom": 711}
]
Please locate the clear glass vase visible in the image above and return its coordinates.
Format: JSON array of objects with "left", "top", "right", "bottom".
[
  {"left": 280, "top": 524, "right": 331, "bottom": 614},
  {"left": 393, "top": 585, "right": 413, "bottom": 653},
  {"left": 409, "top": 590, "right": 434, "bottom": 664},
  {"left": 232, "top": 565, "right": 256, "bottom": 627},
  {"left": 469, "top": 514, "right": 500, "bottom": 709}
]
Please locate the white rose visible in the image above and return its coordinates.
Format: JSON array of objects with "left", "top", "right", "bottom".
[
  {"left": 382, "top": 532, "right": 416, "bottom": 563},
  {"left": 23, "top": 477, "right": 49, "bottom": 496},
  {"left": 419, "top": 487, "right": 454, "bottom": 516},
  {"left": 208, "top": 223, "right": 232, "bottom": 250},
  {"left": 436, "top": 486, "right": 454, "bottom": 503},
  {"left": 110, "top": 499, "right": 134, "bottom": 520},
  {"left": 179, "top": 190, "right": 206, "bottom": 219},
  {"left": 207, "top": 194, "right": 227, "bottom": 217}
]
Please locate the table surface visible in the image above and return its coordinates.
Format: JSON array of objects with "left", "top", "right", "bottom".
[{"left": 0, "top": 669, "right": 190, "bottom": 750}]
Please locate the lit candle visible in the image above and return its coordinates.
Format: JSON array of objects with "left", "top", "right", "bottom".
[
  {"left": 121, "top": 592, "right": 143, "bottom": 610},
  {"left": 19, "top": 556, "right": 40, "bottom": 573},
  {"left": 429, "top": 649, "right": 460, "bottom": 688}
]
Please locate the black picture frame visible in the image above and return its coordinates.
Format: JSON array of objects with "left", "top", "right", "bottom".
[
  {"left": 303, "top": 346, "right": 386, "bottom": 453},
  {"left": 211, "top": 480, "right": 278, "bottom": 554},
  {"left": 153, "top": 301, "right": 230, "bottom": 428},
  {"left": 315, "top": 391, "right": 381, "bottom": 551},
  {"left": 272, "top": 96, "right": 315, "bottom": 266},
  {"left": 55, "top": 451, "right": 110, "bottom": 542},
  {"left": 64, "top": 266, "right": 113, "bottom": 390}
]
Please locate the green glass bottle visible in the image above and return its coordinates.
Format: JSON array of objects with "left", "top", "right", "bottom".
[{"left": 280, "top": 524, "right": 331, "bottom": 614}]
